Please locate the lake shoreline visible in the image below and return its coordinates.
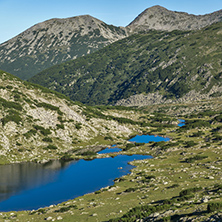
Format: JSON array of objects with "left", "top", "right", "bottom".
[{"left": 0, "top": 133, "right": 173, "bottom": 212}]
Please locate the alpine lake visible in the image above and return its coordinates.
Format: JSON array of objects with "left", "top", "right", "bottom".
[{"left": 0, "top": 123, "right": 180, "bottom": 212}]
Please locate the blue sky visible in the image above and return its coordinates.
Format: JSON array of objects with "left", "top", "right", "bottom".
[{"left": 0, "top": 0, "right": 222, "bottom": 44}]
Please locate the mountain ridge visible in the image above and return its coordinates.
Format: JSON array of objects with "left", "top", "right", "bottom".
[
  {"left": 127, "top": 5, "right": 222, "bottom": 32},
  {"left": 1, "top": 5, "right": 222, "bottom": 80},
  {"left": 0, "top": 14, "right": 128, "bottom": 79},
  {"left": 29, "top": 21, "right": 222, "bottom": 106}
]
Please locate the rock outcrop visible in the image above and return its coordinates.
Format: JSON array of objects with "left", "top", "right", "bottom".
[{"left": 0, "top": 70, "right": 135, "bottom": 164}]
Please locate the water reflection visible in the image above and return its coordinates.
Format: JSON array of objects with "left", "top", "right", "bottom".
[
  {"left": 0, "top": 160, "right": 70, "bottom": 203},
  {"left": 0, "top": 155, "right": 151, "bottom": 211}
]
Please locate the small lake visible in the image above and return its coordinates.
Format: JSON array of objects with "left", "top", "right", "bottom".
[
  {"left": 0, "top": 155, "right": 151, "bottom": 212},
  {"left": 178, "top": 119, "right": 185, "bottom": 127},
  {"left": 0, "top": 128, "right": 175, "bottom": 212},
  {"left": 129, "top": 135, "right": 170, "bottom": 143}
]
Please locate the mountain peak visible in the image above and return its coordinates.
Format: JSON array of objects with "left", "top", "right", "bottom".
[
  {"left": 128, "top": 5, "right": 222, "bottom": 32},
  {"left": 0, "top": 14, "right": 128, "bottom": 80},
  {"left": 145, "top": 5, "right": 168, "bottom": 11}
]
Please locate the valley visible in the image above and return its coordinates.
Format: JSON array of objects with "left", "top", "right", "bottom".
[
  {"left": 0, "top": 99, "right": 221, "bottom": 221},
  {"left": 1, "top": 5, "right": 222, "bottom": 81},
  {"left": 0, "top": 4, "right": 222, "bottom": 222}
]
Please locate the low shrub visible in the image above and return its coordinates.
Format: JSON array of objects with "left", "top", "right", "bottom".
[
  {"left": 60, "top": 154, "right": 74, "bottom": 161},
  {"left": 213, "top": 134, "right": 222, "bottom": 141},
  {"left": 207, "top": 202, "right": 222, "bottom": 213},
  {"left": 179, "top": 187, "right": 202, "bottom": 197},
  {"left": 104, "top": 136, "right": 113, "bottom": 141},
  {"left": 124, "top": 187, "right": 138, "bottom": 193},
  {"left": 1, "top": 114, "right": 22, "bottom": 126},
  {"left": 42, "top": 137, "right": 53, "bottom": 142},
  {"left": 33, "top": 125, "right": 51, "bottom": 136},
  {"left": 37, "top": 102, "right": 63, "bottom": 115},
  {"left": 184, "top": 155, "right": 208, "bottom": 163},
  {"left": 29, "top": 208, "right": 46, "bottom": 215},
  {"left": 214, "top": 184, "right": 222, "bottom": 190},
  {"left": 75, "top": 123, "right": 82, "bottom": 130},
  {"left": 54, "top": 205, "right": 77, "bottom": 213},
  {"left": 184, "top": 141, "right": 198, "bottom": 148},
  {"left": 190, "top": 131, "right": 204, "bottom": 137},
  {"left": 135, "top": 142, "right": 145, "bottom": 146},
  {"left": 0, "top": 97, "right": 23, "bottom": 111},
  {"left": 123, "top": 143, "right": 135, "bottom": 151},
  {"left": 81, "top": 151, "right": 96, "bottom": 156},
  {"left": 24, "top": 129, "right": 37, "bottom": 139},
  {"left": 108, "top": 204, "right": 171, "bottom": 222},
  {"left": 179, "top": 120, "right": 211, "bottom": 131},
  {"left": 44, "top": 145, "right": 57, "bottom": 150},
  {"left": 56, "top": 124, "right": 64, "bottom": 129},
  {"left": 141, "top": 175, "right": 156, "bottom": 183},
  {"left": 177, "top": 194, "right": 194, "bottom": 202},
  {"left": 145, "top": 175, "right": 156, "bottom": 180},
  {"left": 167, "top": 184, "right": 179, "bottom": 189}
]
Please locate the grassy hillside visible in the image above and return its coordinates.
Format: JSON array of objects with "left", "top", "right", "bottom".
[
  {"left": 0, "top": 70, "right": 157, "bottom": 164},
  {"left": 29, "top": 22, "right": 222, "bottom": 106}
]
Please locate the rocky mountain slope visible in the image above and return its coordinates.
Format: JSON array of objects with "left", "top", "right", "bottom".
[
  {"left": 29, "top": 21, "right": 222, "bottom": 106},
  {"left": 0, "top": 15, "right": 128, "bottom": 79},
  {"left": 1, "top": 6, "right": 222, "bottom": 80},
  {"left": 0, "top": 70, "right": 147, "bottom": 164},
  {"left": 128, "top": 5, "right": 222, "bottom": 32}
]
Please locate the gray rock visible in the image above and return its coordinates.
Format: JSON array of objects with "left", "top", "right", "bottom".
[
  {"left": 202, "top": 197, "right": 209, "bottom": 203},
  {"left": 128, "top": 5, "right": 222, "bottom": 32}
]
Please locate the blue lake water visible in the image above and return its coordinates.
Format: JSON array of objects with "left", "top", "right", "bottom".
[
  {"left": 129, "top": 134, "right": 170, "bottom": 143},
  {"left": 98, "top": 146, "right": 122, "bottom": 154},
  {"left": 98, "top": 147, "right": 122, "bottom": 154},
  {"left": 0, "top": 126, "right": 176, "bottom": 212},
  {"left": 178, "top": 119, "right": 185, "bottom": 127},
  {"left": 0, "top": 155, "right": 151, "bottom": 212}
]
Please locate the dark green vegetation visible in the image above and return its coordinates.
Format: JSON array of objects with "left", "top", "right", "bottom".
[
  {"left": 30, "top": 22, "right": 222, "bottom": 105},
  {"left": 108, "top": 186, "right": 210, "bottom": 222},
  {"left": 207, "top": 202, "right": 222, "bottom": 213},
  {"left": 2, "top": 5, "right": 222, "bottom": 82},
  {"left": 54, "top": 205, "right": 78, "bottom": 213}
]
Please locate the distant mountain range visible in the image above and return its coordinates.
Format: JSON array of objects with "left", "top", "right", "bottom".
[
  {"left": 0, "top": 5, "right": 222, "bottom": 80},
  {"left": 127, "top": 5, "right": 222, "bottom": 32}
]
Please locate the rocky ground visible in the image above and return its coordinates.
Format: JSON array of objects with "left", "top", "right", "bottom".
[{"left": 0, "top": 71, "right": 144, "bottom": 164}]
